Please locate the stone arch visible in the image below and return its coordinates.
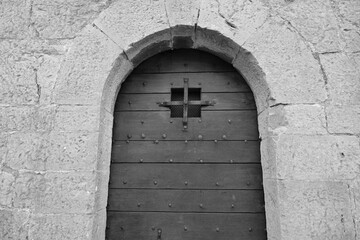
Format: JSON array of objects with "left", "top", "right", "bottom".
[
  {"left": 96, "top": 27, "right": 273, "bottom": 239},
  {"left": 53, "top": 1, "right": 331, "bottom": 239}
]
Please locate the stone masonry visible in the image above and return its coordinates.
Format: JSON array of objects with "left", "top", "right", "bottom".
[{"left": 0, "top": 0, "right": 360, "bottom": 239}]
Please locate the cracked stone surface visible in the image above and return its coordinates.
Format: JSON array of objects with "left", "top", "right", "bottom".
[
  {"left": 31, "top": 0, "right": 113, "bottom": 39},
  {"left": 197, "top": 0, "right": 269, "bottom": 49},
  {"left": 0, "top": 0, "right": 359, "bottom": 239}
]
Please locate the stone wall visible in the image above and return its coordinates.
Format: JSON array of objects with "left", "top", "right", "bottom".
[{"left": 0, "top": 0, "right": 359, "bottom": 240}]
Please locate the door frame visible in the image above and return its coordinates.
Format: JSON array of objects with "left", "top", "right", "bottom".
[{"left": 96, "top": 33, "right": 275, "bottom": 240}]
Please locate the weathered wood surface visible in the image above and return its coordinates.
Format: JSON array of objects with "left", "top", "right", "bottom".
[
  {"left": 111, "top": 140, "right": 260, "bottom": 163},
  {"left": 106, "top": 212, "right": 267, "bottom": 240},
  {"left": 107, "top": 49, "right": 266, "bottom": 240},
  {"left": 109, "top": 164, "right": 263, "bottom": 190},
  {"left": 113, "top": 111, "right": 259, "bottom": 140},
  {"left": 115, "top": 92, "right": 256, "bottom": 111},
  {"left": 121, "top": 72, "right": 251, "bottom": 93},
  {"left": 133, "top": 49, "right": 234, "bottom": 73},
  {"left": 108, "top": 189, "right": 265, "bottom": 212}
]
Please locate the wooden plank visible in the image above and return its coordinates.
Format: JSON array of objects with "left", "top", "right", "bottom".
[
  {"left": 109, "top": 164, "right": 263, "bottom": 190},
  {"left": 113, "top": 111, "right": 259, "bottom": 141},
  {"left": 111, "top": 140, "right": 260, "bottom": 163},
  {"left": 108, "top": 189, "right": 265, "bottom": 213},
  {"left": 133, "top": 49, "right": 234, "bottom": 73},
  {"left": 120, "top": 72, "right": 250, "bottom": 93},
  {"left": 106, "top": 212, "right": 267, "bottom": 240},
  {"left": 115, "top": 93, "right": 256, "bottom": 111}
]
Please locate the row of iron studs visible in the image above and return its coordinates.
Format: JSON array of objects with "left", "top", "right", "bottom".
[
  {"left": 126, "top": 133, "right": 246, "bottom": 141},
  {"left": 121, "top": 180, "right": 253, "bottom": 186},
  {"left": 106, "top": 225, "right": 259, "bottom": 233}
]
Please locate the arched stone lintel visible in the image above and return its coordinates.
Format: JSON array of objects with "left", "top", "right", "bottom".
[{"left": 101, "top": 25, "right": 271, "bottom": 114}]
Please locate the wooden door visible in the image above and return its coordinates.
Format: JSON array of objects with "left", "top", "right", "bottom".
[{"left": 106, "top": 50, "right": 267, "bottom": 240}]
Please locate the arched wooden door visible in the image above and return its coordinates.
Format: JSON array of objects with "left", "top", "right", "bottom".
[{"left": 106, "top": 50, "right": 267, "bottom": 240}]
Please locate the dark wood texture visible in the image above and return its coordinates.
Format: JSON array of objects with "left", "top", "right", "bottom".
[
  {"left": 107, "top": 49, "right": 266, "bottom": 240},
  {"left": 113, "top": 111, "right": 259, "bottom": 140},
  {"left": 109, "top": 164, "right": 263, "bottom": 190},
  {"left": 108, "top": 189, "right": 265, "bottom": 212},
  {"left": 107, "top": 212, "right": 267, "bottom": 240},
  {"left": 121, "top": 72, "right": 251, "bottom": 93},
  {"left": 133, "top": 50, "right": 234, "bottom": 73},
  {"left": 115, "top": 92, "right": 256, "bottom": 111},
  {"left": 111, "top": 140, "right": 260, "bottom": 163}
]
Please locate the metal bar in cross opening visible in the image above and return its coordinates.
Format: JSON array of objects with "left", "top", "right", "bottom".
[
  {"left": 183, "top": 78, "right": 189, "bottom": 129},
  {"left": 157, "top": 78, "right": 216, "bottom": 129}
]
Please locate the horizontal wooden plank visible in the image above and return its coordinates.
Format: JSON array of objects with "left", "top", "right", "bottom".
[
  {"left": 133, "top": 49, "right": 234, "bottom": 73},
  {"left": 108, "top": 189, "right": 264, "bottom": 213},
  {"left": 106, "top": 212, "right": 267, "bottom": 240},
  {"left": 115, "top": 93, "right": 256, "bottom": 111},
  {"left": 109, "top": 164, "right": 263, "bottom": 189},
  {"left": 111, "top": 140, "right": 260, "bottom": 163},
  {"left": 113, "top": 111, "right": 259, "bottom": 141},
  {"left": 120, "top": 72, "right": 250, "bottom": 93}
]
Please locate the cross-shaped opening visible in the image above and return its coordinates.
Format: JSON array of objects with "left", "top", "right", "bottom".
[
  {"left": 157, "top": 78, "right": 215, "bottom": 128},
  {"left": 170, "top": 88, "right": 201, "bottom": 118}
]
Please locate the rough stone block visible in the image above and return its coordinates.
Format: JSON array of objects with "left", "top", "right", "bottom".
[
  {"left": 165, "top": 0, "right": 200, "bottom": 27},
  {"left": 94, "top": 171, "right": 110, "bottom": 213},
  {"left": 0, "top": 107, "right": 35, "bottom": 132},
  {"left": 349, "top": 178, "right": 360, "bottom": 236},
  {"left": 0, "top": 40, "right": 38, "bottom": 105},
  {"left": 0, "top": 0, "right": 31, "bottom": 39},
  {"left": 29, "top": 213, "right": 93, "bottom": 240},
  {"left": 0, "top": 105, "right": 55, "bottom": 133},
  {"left": 320, "top": 53, "right": 360, "bottom": 105},
  {"left": 260, "top": 135, "right": 277, "bottom": 179},
  {"left": 35, "top": 105, "right": 56, "bottom": 132},
  {"left": 197, "top": 0, "right": 269, "bottom": 47},
  {"left": 278, "top": 180, "right": 355, "bottom": 240},
  {"left": 0, "top": 83, "right": 39, "bottom": 106},
  {"left": 93, "top": 0, "right": 171, "bottom": 61},
  {"left": 269, "top": 0, "right": 341, "bottom": 53},
  {"left": 37, "top": 54, "right": 65, "bottom": 105},
  {"left": 268, "top": 104, "right": 327, "bottom": 135},
  {"left": 0, "top": 133, "right": 8, "bottom": 167},
  {"left": 12, "top": 172, "right": 44, "bottom": 210},
  {"left": 275, "top": 135, "right": 360, "bottom": 180},
  {"left": 195, "top": 27, "right": 240, "bottom": 63},
  {"left": 54, "top": 25, "right": 123, "bottom": 105},
  {"left": 46, "top": 131, "right": 99, "bottom": 171},
  {"left": 36, "top": 171, "right": 97, "bottom": 214},
  {"left": 97, "top": 110, "right": 113, "bottom": 171},
  {"left": 337, "top": 0, "right": 360, "bottom": 27},
  {"left": 165, "top": 0, "right": 200, "bottom": 48},
  {"left": 91, "top": 210, "right": 106, "bottom": 240},
  {"left": 5, "top": 132, "right": 48, "bottom": 171},
  {"left": 341, "top": 21, "right": 360, "bottom": 53},
  {"left": 54, "top": 105, "right": 101, "bottom": 132},
  {"left": 326, "top": 105, "right": 360, "bottom": 134},
  {"left": 262, "top": 179, "right": 281, "bottom": 240},
  {"left": 0, "top": 171, "right": 15, "bottom": 207},
  {"left": 233, "top": 50, "right": 270, "bottom": 113},
  {"left": 96, "top": 134, "right": 111, "bottom": 172},
  {"left": 0, "top": 209, "right": 30, "bottom": 240},
  {"left": 101, "top": 55, "right": 133, "bottom": 113},
  {"left": 31, "top": 0, "right": 110, "bottom": 39},
  {"left": 5, "top": 130, "right": 100, "bottom": 172},
  {"left": 353, "top": 52, "right": 360, "bottom": 67},
  {"left": 0, "top": 39, "right": 68, "bottom": 105},
  {"left": 240, "top": 16, "right": 327, "bottom": 105}
]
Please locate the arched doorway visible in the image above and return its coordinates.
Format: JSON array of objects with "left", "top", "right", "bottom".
[{"left": 106, "top": 49, "right": 266, "bottom": 239}]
